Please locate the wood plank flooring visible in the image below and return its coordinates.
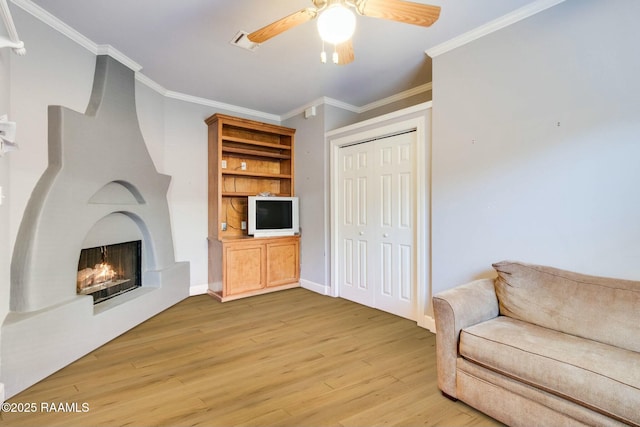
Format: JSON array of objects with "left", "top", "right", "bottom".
[{"left": 1, "top": 288, "right": 502, "bottom": 426}]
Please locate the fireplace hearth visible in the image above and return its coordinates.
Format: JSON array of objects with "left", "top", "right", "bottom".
[{"left": 77, "top": 240, "right": 141, "bottom": 304}]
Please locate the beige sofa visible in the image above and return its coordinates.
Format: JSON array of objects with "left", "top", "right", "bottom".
[{"left": 432, "top": 260, "right": 640, "bottom": 427}]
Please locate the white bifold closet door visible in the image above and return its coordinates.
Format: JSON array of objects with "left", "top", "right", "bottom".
[{"left": 337, "top": 130, "right": 416, "bottom": 320}]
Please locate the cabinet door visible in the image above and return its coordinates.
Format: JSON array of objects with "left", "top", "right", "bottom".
[
  {"left": 266, "top": 238, "right": 299, "bottom": 287},
  {"left": 224, "top": 242, "right": 265, "bottom": 295}
]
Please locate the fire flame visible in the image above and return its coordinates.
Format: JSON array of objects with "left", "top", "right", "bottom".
[
  {"left": 77, "top": 263, "right": 118, "bottom": 290},
  {"left": 93, "top": 263, "right": 116, "bottom": 283}
]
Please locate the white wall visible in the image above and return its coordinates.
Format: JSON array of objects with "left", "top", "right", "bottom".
[{"left": 430, "top": 0, "right": 640, "bottom": 302}]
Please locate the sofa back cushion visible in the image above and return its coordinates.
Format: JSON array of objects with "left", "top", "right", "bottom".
[{"left": 493, "top": 260, "right": 640, "bottom": 353}]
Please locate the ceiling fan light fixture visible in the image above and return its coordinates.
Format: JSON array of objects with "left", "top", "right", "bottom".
[{"left": 316, "top": 3, "right": 356, "bottom": 45}]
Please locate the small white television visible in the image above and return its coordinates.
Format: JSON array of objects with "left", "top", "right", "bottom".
[{"left": 248, "top": 196, "right": 299, "bottom": 237}]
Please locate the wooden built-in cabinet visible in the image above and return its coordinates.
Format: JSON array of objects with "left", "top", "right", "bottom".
[
  {"left": 218, "top": 236, "right": 300, "bottom": 300},
  {"left": 205, "top": 113, "right": 300, "bottom": 302}
]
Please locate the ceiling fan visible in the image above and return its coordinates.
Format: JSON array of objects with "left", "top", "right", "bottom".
[{"left": 247, "top": 0, "right": 441, "bottom": 65}]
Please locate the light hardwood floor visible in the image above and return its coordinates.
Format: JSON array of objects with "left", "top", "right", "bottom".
[{"left": 1, "top": 288, "right": 502, "bottom": 426}]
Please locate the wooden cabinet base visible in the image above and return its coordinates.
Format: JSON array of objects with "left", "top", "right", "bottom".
[
  {"left": 207, "top": 282, "right": 300, "bottom": 302},
  {"left": 208, "top": 235, "right": 300, "bottom": 302}
]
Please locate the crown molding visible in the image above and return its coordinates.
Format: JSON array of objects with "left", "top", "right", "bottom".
[
  {"left": 323, "top": 97, "right": 361, "bottom": 114},
  {"left": 11, "top": 0, "right": 434, "bottom": 122},
  {"left": 280, "top": 82, "right": 433, "bottom": 121},
  {"left": 281, "top": 97, "right": 360, "bottom": 121},
  {"left": 96, "top": 45, "right": 141, "bottom": 72},
  {"left": 359, "top": 82, "right": 432, "bottom": 112},
  {"left": 11, "top": 0, "right": 142, "bottom": 71},
  {"left": 11, "top": 0, "right": 96, "bottom": 51},
  {"left": 281, "top": 98, "right": 331, "bottom": 121},
  {"left": 165, "top": 90, "right": 281, "bottom": 123},
  {"left": 426, "top": 0, "right": 566, "bottom": 58},
  {"left": 134, "top": 73, "right": 167, "bottom": 96},
  {"left": 325, "top": 101, "right": 432, "bottom": 137}
]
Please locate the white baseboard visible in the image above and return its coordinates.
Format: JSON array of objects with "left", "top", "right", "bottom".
[
  {"left": 189, "top": 283, "right": 210, "bottom": 296},
  {"left": 190, "top": 281, "right": 325, "bottom": 297},
  {"left": 300, "top": 279, "right": 330, "bottom": 296},
  {"left": 299, "top": 280, "right": 436, "bottom": 332},
  {"left": 419, "top": 315, "right": 436, "bottom": 333}
]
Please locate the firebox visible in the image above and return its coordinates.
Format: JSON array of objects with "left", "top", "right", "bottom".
[{"left": 76, "top": 240, "right": 142, "bottom": 304}]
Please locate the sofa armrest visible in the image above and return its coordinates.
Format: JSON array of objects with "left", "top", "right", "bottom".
[{"left": 432, "top": 278, "right": 499, "bottom": 398}]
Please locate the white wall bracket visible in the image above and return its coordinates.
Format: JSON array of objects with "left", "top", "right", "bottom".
[
  {"left": 0, "top": 114, "right": 18, "bottom": 156},
  {"left": 0, "top": 0, "right": 26, "bottom": 55}
]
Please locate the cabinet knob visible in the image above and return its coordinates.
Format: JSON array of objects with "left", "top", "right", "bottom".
[
  {"left": 359, "top": 231, "right": 365, "bottom": 236},
  {"left": 383, "top": 233, "right": 389, "bottom": 238}
]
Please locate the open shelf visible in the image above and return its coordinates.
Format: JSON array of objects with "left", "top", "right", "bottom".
[
  {"left": 222, "top": 192, "right": 289, "bottom": 197},
  {"left": 222, "top": 137, "right": 292, "bottom": 151},
  {"left": 221, "top": 170, "right": 292, "bottom": 179},
  {"left": 221, "top": 146, "right": 291, "bottom": 160}
]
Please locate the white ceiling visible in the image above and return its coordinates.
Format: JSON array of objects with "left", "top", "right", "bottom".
[{"left": 26, "top": 0, "right": 538, "bottom": 117}]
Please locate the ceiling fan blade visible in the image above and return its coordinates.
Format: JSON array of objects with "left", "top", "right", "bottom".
[
  {"left": 336, "top": 39, "right": 354, "bottom": 65},
  {"left": 357, "top": 0, "right": 441, "bottom": 27},
  {"left": 248, "top": 8, "right": 318, "bottom": 44}
]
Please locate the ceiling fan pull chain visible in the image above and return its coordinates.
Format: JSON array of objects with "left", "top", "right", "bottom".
[
  {"left": 332, "top": 45, "right": 339, "bottom": 64},
  {"left": 320, "top": 40, "right": 327, "bottom": 63}
]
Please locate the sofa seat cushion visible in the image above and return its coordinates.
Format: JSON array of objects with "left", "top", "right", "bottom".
[{"left": 459, "top": 316, "right": 640, "bottom": 425}]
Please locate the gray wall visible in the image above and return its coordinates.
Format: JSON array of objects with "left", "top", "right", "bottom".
[
  {"left": 0, "top": 24, "right": 10, "bottom": 398},
  {"left": 1, "top": 0, "right": 434, "bottom": 311},
  {"left": 3, "top": 5, "right": 284, "bottom": 296},
  {"left": 430, "top": 0, "right": 640, "bottom": 300},
  {"left": 283, "top": 106, "right": 328, "bottom": 287},
  {"left": 282, "top": 103, "right": 364, "bottom": 290},
  {"left": 1, "top": 7, "right": 94, "bottom": 395},
  {"left": 284, "top": 99, "right": 433, "bottom": 292},
  {"left": 2, "top": 55, "right": 191, "bottom": 398},
  {"left": 161, "top": 98, "right": 281, "bottom": 293},
  {"left": 5, "top": 0, "right": 636, "bottom": 342},
  {"left": 356, "top": 90, "right": 432, "bottom": 122},
  {"left": 0, "top": 1, "right": 433, "bottom": 396},
  {"left": 7, "top": 5, "right": 94, "bottom": 250}
]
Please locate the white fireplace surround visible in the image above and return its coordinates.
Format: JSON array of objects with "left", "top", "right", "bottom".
[{"left": 1, "top": 55, "right": 190, "bottom": 398}]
